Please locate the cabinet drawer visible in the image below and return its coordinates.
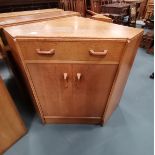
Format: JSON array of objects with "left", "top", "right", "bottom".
[{"left": 18, "top": 40, "right": 126, "bottom": 62}]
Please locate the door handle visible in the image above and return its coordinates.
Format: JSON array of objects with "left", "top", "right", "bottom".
[
  {"left": 75, "top": 73, "right": 82, "bottom": 88},
  {"left": 63, "top": 73, "right": 68, "bottom": 88},
  {"left": 63, "top": 73, "right": 68, "bottom": 80},
  {"left": 76, "top": 73, "right": 82, "bottom": 80}
]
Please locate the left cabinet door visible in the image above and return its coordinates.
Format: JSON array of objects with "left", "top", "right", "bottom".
[
  {"left": 0, "top": 77, "right": 26, "bottom": 154},
  {"left": 27, "top": 63, "right": 73, "bottom": 118}
]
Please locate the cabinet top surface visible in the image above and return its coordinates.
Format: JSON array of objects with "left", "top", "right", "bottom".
[{"left": 4, "top": 16, "right": 143, "bottom": 39}]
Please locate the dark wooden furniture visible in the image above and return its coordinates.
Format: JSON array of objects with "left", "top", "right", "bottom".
[
  {"left": 124, "top": 0, "right": 141, "bottom": 18},
  {"left": 102, "top": 3, "right": 130, "bottom": 24},
  {"left": 0, "top": 0, "right": 59, "bottom": 13},
  {"left": 125, "top": 3, "right": 137, "bottom": 27},
  {"left": 140, "top": 31, "right": 154, "bottom": 54},
  {"left": 144, "top": 0, "right": 154, "bottom": 19},
  {"left": 137, "top": 0, "right": 148, "bottom": 19},
  {"left": 90, "top": 0, "right": 102, "bottom": 13},
  {"left": 102, "top": 3, "right": 130, "bottom": 15},
  {"left": 101, "top": 0, "right": 113, "bottom": 5},
  {"left": 59, "top": 0, "right": 86, "bottom": 16},
  {"left": 4, "top": 16, "right": 143, "bottom": 125},
  {"left": 0, "top": 0, "right": 59, "bottom": 6},
  {"left": 0, "top": 76, "right": 26, "bottom": 154}
]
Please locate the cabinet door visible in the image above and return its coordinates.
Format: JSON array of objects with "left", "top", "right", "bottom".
[
  {"left": 72, "top": 64, "right": 118, "bottom": 117},
  {"left": 27, "top": 63, "right": 73, "bottom": 116}
]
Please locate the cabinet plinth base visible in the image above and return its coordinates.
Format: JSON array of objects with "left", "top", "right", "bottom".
[{"left": 44, "top": 116, "right": 102, "bottom": 124}]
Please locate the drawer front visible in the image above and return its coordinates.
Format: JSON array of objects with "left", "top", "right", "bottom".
[{"left": 18, "top": 40, "right": 126, "bottom": 62}]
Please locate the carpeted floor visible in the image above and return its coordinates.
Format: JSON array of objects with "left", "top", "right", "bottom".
[{"left": 1, "top": 47, "right": 154, "bottom": 155}]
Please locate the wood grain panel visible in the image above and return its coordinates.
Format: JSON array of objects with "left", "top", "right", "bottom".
[
  {"left": 44, "top": 116, "right": 101, "bottom": 124},
  {"left": 27, "top": 63, "right": 73, "bottom": 116},
  {"left": 72, "top": 64, "right": 118, "bottom": 117},
  {"left": 27, "top": 63, "right": 117, "bottom": 118},
  {"left": 0, "top": 76, "right": 26, "bottom": 154},
  {"left": 103, "top": 33, "right": 143, "bottom": 124},
  {"left": 18, "top": 40, "right": 126, "bottom": 62},
  {"left": 3, "top": 16, "right": 143, "bottom": 39},
  {"left": 3, "top": 16, "right": 144, "bottom": 125}
]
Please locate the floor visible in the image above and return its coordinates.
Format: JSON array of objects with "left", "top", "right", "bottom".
[{"left": 1, "top": 47, "right": 154, "bottom": 155}]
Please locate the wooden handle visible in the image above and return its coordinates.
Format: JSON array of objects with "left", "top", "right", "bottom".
[
  {"left": 63, "top": 73, "right": 68, "bottom": 80},
  {"left": 77, "top": 73, "right": 82, "bottom": 80},
  {"left": 63, "top": 73, "right": 68, "bottom": 88},
  {"left": 89, "top": 49, "right": 108, "bottom": 56},
  {"left": 36, "top": 49, "right": 55, "bottom": 55}
]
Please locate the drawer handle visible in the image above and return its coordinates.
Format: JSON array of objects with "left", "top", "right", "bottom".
[
  {"left": 89, "top": 49, "right": 108, "bottom": 56},
  {"left": 36, "top": 49, "right": 55, "bottom": 55}
]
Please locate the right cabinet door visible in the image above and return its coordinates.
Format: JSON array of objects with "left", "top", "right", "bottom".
[{"left": 72, "top": 64, "right": 118, "bottom": 117}]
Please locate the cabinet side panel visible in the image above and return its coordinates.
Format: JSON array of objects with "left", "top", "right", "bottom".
[
  {"left": 0, "top": 77, "right": 26, "bottom": 154},
  {"left": 4, "top": 33, "right": 45, "bottom": 122},
  {"left": 103, "top": 33, "right": 143, "bottom": 123}
]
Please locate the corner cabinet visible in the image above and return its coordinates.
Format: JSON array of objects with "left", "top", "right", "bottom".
[{"left": 4, "top": 16, "right": 143, "bottom": 125}]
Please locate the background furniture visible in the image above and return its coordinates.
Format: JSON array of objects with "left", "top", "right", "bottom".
[
  {"left": 102, "top": 3, "right": 130, "bottom": 16},
  {"left": 90, "top": 0, "right": 102, "bottom": 13},
  {"left": 144, "top": 14, "right": 154, "bottom": 29},
  {"left": 59, "top": 0, "right": 86, "bottom": 16},
  {"left": 92, "top": 14, "right": 113, "bottom": 22},
  {"left": 142, "top": 0, "right": 154, "bottom": 29},
  {"left": 101, "top": 0, "right": 113, "bottom": 5},
  {"left": 137, "top": 0, "right": 154, "bottom": 19},
  {"left": 86, "top": 0, "right": 142, "bottom": 26},
  {"left": 0, "top": 76, "right": 26, "bottom": 154},
  {"left": 4, "top": 16, "right": 143, "bottom": 125},
  {"left": 102, "top": 3, "right": 130, "bottom": 24},
  {"left": 144, "top": 0, "right": 154, "bottom": 19},
  {"left": 124, "top": 0, "right": 142, "bottom": 18},
  {"left": 0, "top": 10, "right": 80, "bottom": 60},
  {"left": 0, "top": 0, "right": 59, "bottom": 13},
  {"left": 0, "top": 8, "right": 62, "bottom": 18},
  {"left": 137, "top": 0, "right": 148, "bottom": 19},
  {"left": 128, "top": 3, "right": 137, "bottom": 26},
  {"left": 123, "top": 2, "right": 137, "bottom": 27},
  {"left": 140, "top": 31, "right": 154, "bottom": 54}
]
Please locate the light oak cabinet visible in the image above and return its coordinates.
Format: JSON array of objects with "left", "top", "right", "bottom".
[{"left": 4, "top": 16, "right": 143, "bottom": 125}]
